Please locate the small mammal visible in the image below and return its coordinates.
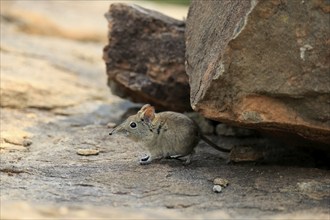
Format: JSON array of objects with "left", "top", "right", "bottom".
[{"left": 109, "top": 104, "right": 230, "bottom": 165}]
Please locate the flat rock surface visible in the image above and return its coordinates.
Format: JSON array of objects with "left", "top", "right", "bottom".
[{"left": 0, "top": 1, "right": 329, "bottom": 219}]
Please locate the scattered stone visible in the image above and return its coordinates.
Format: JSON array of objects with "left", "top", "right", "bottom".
[
  {"left": 103, "top": 3, "right": 190, "bottom": 112},
  {"left": 76, "top": 149, "right": 100, "bottom": 156},
  {"left": 229, "top": 145, "right": 264, "bottom": 163},
  {"left": 212, "top": 185, "right": 222, "bottom": 193},
  {"left": 107, "top": 122, "right": 117, "bottom": 128},
  {"left": 1, "top": 131, "right": 30, "bottom": 146},
  {"left": 213, "top": 178, "right": 229, "bottom": 188},
  {"left": 185, "top": 0, "right": 330, "bottom": 144}
]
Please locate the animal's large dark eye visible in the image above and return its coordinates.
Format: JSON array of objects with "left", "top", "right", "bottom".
[{"left": 129, "top": 122, "right": 137, "bottom": 128}]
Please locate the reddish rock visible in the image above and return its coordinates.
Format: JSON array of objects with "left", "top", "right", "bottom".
[{"left": 185, "top": 0, "right": 330, "bottom": 144}]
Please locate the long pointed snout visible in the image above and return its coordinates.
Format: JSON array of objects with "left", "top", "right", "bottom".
[
  {"left": 109, "top": 128, "right": 116, "bottom": 135},
  {"left": 109, "top": 125, "right": 122, "bottom": 136}
]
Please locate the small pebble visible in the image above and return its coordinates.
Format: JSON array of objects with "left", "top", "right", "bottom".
[
  {"left": 76, "top": 149, "right": 99, "bottom": 156},
  {"left": 213, "top": 178, "right": 229, "bottom": 187},
  {"left": 213, "top": 185, "right": 222, "bottom": 193},
  {"left": 107, "top": 122, "right": 117, "bottom": 128}
]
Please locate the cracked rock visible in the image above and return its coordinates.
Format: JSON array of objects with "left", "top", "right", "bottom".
[{"left": 185, "top": 0, "right": 330, "bottom": 144}]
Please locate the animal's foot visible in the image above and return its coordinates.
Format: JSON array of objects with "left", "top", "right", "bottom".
[
  {"left": 182, "top": 155, "right": 192, "bottom": 165},
  {"left": 139, "top": 155, "right": 151, "bottom": 165}
]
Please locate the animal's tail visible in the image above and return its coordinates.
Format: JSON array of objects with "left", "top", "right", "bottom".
[{"left": 200, "top": 135, "right": 231, "bottom": 153}]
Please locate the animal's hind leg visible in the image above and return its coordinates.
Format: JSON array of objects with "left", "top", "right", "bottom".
[{"left": 169, "top": 152, "right": 194, "bottom": 165}]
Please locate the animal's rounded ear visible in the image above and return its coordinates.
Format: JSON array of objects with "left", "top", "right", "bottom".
[
  {"left": 140, "top": 104, "right": 151, "bottom": 111},
  {"left": 138, "top": 104, "right": 155, "bottom": 123},
  {"left": 137, "top": 104, "right": 151, "bottom": 117},
  {"left": 143, "top": 105, "right": 155, "bottom": 123}
]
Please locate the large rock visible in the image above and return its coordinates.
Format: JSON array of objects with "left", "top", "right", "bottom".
[
  {"left": 185, "top": 0, "right": 330, "bottom": 144},
  {"left": 103, "top": 4, "right": 190, "bottom": 112}
]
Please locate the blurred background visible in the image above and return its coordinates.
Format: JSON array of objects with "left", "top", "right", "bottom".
[{"left": 1, "top": 0, "right": 188, "bottom": 43}]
